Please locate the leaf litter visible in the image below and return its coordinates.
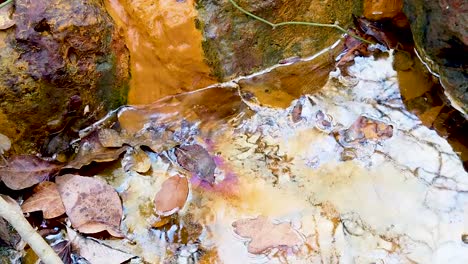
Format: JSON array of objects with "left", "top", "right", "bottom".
[
  {"left": 335, "top": 115, "right": 394, "bottom": 145},
  {"left": 154, "top": 175, "right": 189, "bottom": 217},
  {"left": 65, "top": 132, "right": 128, "bottom": 169},
  {"left": 0, "top": 217, "right": 20, "bottom": 248},
  {"left": 67, "top": 227, "right": 134, "bottom": 264},
  {"left": 21, "top": 181, "right": 65, "bottom": 219},
  {"left": 175, "top": 144, "right": 217, "bottom": 184},
  {"left": 232, "top": 216, "right": 304, "bottom": 254},
  {"left": 56, "top": 174, "right": 123, "bottom": 237},
  {"left": 0, "top": 155, "right": 62, "bottom": 190},
  {"left": 45, "top": 240, "right": 73, "bottom": 264},
  {"left": 121, "top": 147, "right": 151, "bottom": 173}
]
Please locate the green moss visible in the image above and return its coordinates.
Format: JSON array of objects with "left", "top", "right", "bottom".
[
  {"left": 259, "top": 32, "right": 283, "bottom": 67},
  {"left": 196, "top": 0, "right": 365, "bottom": 79},
  {"left": 201, "top": 39, "right": 224, "bottom": 81},
  {"left": 96, "top": 54, "right": 129, "bottom": 109}
]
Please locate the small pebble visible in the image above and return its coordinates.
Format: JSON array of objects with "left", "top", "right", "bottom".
[{"left": 462, "top": 234, "right": 468, "bottom": 244}]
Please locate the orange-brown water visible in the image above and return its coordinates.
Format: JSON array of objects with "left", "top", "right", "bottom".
[
  {"left": 104, "top": 1, "right": 467, "bottom": 168},
  {"left": 104, "top": 0, "right": 216, "bottom": 105}
]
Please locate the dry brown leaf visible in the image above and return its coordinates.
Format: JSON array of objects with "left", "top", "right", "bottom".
[
  {"left": 121, "top": 147, "right": 151, "bottom": 173},
  {"left": 175, "top": 144, "right": 216, "bottom": 184},
  {"left": 39, "top": 240, "right": 72, "bottom": 264},
  {"left": 354, "top": 16, "right": 390, "bottom": 47},
  {"left": 21, "top": 182, "right": 65, "bottom": 219},
  {"left": 232, "top": 216, "right": 303, "bottom": 254},
  {"left": 154, "top": 175, "right": 189, "bottom": 216},
  {"left": 0, "top": 155, "right": 62, "bottom": 190},
  {"left": 67, "top": 227, "right": 134, "bottom": 264},
  {"left": 65, "top": 132, "right": 128, "bottom": 169},
  {"left": 336, "top": 116, "right": 393, "bottom": 144},
  {"left": 354, "top": 116, "right": 393, "bottom": 140},
  {"left": 291, "top": 100, "right": 303, "bottom": 123},
  {"left": 56, "top": 174, "right": 123, "bottom": 237}
]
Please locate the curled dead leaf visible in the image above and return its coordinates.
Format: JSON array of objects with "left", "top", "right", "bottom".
[
  {"left": 0, "top": 155, "right": 62, "bottom": 190},
  {"left": 175, "top": 144, "right": 216, "bottom": 184},
  {"left": 56, "top": 174, "right": 123, "bottom": 237},
  {"left": 67, "top": 227, "right": 134, "bottom": 264},
  {"left": 154, "top": 175, "right": 189, "bottom": 216},
  {"left": 39, "top": 240, "right": 72, "bottom": 264},
  {"left": 354, "top": 16, "right": 397, "bottom": 48},
  {"left": 21, "top": 182, "right": 65, "bottom": 219},
  {"left": 66, "top": 132, "right": 128, "bottom": 169},
  {"left": 336, "top": 116, "right": 393, "bottom": 145},
  {"left": 121, "top": 147, "right": 151, "bottom": 173},
  {"left": 291, "top": 100, "right": 303, "bottom": 123},
  {"left": 232, "top": 216, "right": 303, "bottom": 254}
]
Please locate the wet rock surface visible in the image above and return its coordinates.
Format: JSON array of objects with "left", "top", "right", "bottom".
[
  {"left": 403, "top": 0, "right": 468, "bottom": 114},
  {"left": 196, "top": 0, "right": 363, "bottom": 80},
  {"left": 0, "top": 0, "right": 129, "bottom": 154}
]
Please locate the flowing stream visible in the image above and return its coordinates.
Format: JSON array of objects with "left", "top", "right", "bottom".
[
  {"left": 69, "top": 2, "right": 468, "bottom": 263},
  {"left": 80, "top": 44, "right": 468, "bottom": 263}
]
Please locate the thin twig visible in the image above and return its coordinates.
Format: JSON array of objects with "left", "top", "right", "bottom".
[
  {"left": 228, "top": 0, "right": 374, "bottom": 45},
  {"left": 0, "top": 0, "right": 13, "bottom": 9},
  {"left": 0, "top": 195, "right": 64, "bottom": 264}
]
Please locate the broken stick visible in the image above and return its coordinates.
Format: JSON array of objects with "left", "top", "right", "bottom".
[{"left": 0, "top": 195, "right": 63, "bottom": 264}]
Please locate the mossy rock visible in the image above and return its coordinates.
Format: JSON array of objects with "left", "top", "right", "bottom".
[
  {"left": 0, "top": 0, "right": 130, "bottom": 154},
  {"left": 196, "top": 0, "right": 363, "bottom": 80}
]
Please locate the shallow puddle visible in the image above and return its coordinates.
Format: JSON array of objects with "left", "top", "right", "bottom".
[
  {"left": 83, "top": 48, "right": 468, "bottom": 263},
  {"left": 396, "top": 49, "right": 468, "bottom": 169}
]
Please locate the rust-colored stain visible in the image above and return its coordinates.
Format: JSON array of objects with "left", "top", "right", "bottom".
[
  {"left": 105, "top": 0, "right": 216, "bottom": 105},
  {"left": 363, "top": 0, "right": 403, "bottom": 20}
]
